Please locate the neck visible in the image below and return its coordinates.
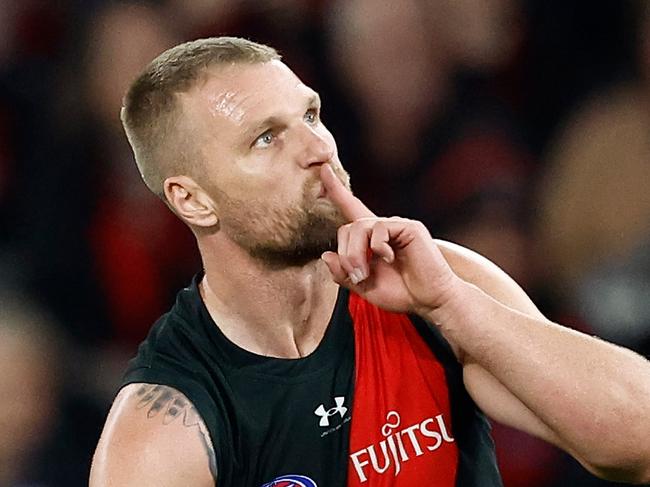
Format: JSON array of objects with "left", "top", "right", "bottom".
[{"left": 198, "top": 236, "right": 340, "bottom": 359}]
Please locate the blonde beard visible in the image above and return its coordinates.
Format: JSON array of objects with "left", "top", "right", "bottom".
[{"left": 216, "top": 177, "right": 348, "bottom": 268}]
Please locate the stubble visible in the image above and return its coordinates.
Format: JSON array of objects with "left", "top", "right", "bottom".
[{"left": 217, "top": 175, "right": 349, "bottom": 268}]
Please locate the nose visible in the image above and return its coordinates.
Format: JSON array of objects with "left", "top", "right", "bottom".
[{"left": 296, "top": 125, "right": 335, "bottom": 168}]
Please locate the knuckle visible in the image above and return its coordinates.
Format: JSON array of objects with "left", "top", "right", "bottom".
[
  {"left": 369, "top": 240, "right": 384, "bottom": 252},
  {"left": 409, "top": 219, "right": 424, "bottom": 229},
  {"left": 337, "top": 254, "right": 353, "bottom": 271},
  {"left": 412, "top": 220, "right": 429, "bottom": 233},
  {"left": 348, "top": 254, "right": 364, "bottom": 268}
]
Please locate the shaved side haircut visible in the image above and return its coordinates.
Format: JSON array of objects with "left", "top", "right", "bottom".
[{"left": 121, "top": 37, "right": 281, "bottom": 198}]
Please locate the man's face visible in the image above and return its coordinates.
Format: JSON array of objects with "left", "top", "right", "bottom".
[{"left": 181, "top": 60, "right": 350, "bottom": 267}]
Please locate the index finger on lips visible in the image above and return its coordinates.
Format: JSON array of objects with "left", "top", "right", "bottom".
[{"left": 320, "top": 164, "right": 375, "bottom": 221}]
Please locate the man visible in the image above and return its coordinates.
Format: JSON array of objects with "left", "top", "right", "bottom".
[{"left": 90, "top": 37, "right": 650, "bottom": 486}]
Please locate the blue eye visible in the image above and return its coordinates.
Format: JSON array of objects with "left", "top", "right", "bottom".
[
  {"left": 253, "top": 130, "right": 274, "bottom": 148},
  {"left": 304, "top": 108, "right": 319, "bottom": 124}
]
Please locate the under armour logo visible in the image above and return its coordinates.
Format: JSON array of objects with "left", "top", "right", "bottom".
[{"left": 314, "top": 396, "right": 347, "bottom": 427}]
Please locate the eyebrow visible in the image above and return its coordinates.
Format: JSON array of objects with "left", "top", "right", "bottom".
[
  {"left": 307, "top": 92, "right": 322, "bottom": 108},
  {"left": 243, "top": 92, "right": 322, "bottom": 142}
]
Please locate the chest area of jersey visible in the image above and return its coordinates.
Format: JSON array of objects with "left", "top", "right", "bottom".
[
  {"left": 227, "top": 297, "right": 458, "bottom": 487},
  {"left": 345, "top": 295, "right": 458, "bottom": 486}
]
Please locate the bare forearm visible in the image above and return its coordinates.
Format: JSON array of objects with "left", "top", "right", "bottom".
[{"left": 428, "top": 279, "right": 650, "bottom": 479}]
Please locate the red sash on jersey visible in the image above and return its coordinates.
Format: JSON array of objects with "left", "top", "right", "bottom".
[{"left": 347, "top": 294, "right": 458, "bottom": 486}]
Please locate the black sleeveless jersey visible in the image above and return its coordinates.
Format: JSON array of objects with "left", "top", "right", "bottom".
[{"left": 121, "top": 275, "right": 503, "bottom": 486}]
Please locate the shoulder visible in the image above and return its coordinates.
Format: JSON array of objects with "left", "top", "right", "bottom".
[
  {"left": 435, "top": 239, "right": 544, "bottom": 319},
  {"left": 147, "top": 278, "right": 204, "bottom": 342},
  {"left": 90, "top": 383, "right": 217, "bottom": 487},
  {"left": 125, "top": 282, "right": 210, "bottom": 374}
]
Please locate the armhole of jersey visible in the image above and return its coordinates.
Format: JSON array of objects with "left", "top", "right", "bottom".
[
  {"left": 408, "top": 314, "right": 461, "bottom": 378},
  {"left": 408, "top": 315, "right": 502, "bottom": 487},
  {"left": 121, "top": 367, "right": 223, "bottom": 484}
]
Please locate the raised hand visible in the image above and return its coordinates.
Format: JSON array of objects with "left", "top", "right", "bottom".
[{"left": 319, "top": 164, "right": 460, "bottom": 316}]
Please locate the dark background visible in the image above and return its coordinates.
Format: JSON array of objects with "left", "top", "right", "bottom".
[{"left": 1, "top": 1, "right": 649, "bottom": 485}]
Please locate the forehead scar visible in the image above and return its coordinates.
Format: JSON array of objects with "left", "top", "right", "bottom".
[{"left": 208, "top": 91, "right": 250, "bottom": 124}]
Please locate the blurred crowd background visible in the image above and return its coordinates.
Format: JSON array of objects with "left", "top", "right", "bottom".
[{"left": 1, "top": 0, "right": 649, "bottom": 486}]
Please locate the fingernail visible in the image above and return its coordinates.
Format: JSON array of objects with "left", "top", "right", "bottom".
[
  {"left": 353, "top": 268, "right": 365, "bottom": 283},
  {"left": 349, "top": 272, "right": 360, "bottom": 285}
]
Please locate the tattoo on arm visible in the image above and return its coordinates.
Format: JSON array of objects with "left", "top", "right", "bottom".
[{"left": 135, "top": 384, "right": 218, "bottom": 478}]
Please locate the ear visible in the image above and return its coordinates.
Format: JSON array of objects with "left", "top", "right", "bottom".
[{"left": 163, "top": 175, "right": 219, "bottom": 228}]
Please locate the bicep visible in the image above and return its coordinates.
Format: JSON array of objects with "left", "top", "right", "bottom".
[
  {"left": 436, "top": 239, "right": 544, "bottom": 320},
  {"left": 435, "top": 240, "right": 634, "bottom": 474},
  {"left": 435, "top": 240, "right": 565, "bottom": 445},
  {"left": 463, "top": 361, "right": 561, "bottom": 445},
  {"left": 463, "top": 362, "right": 598, "bottom": 470},
  {"left": 90, "top": 383, "right": 217, "bottom": 487}
]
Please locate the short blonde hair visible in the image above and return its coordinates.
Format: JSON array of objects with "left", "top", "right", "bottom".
[{"left": 121, "top": 37, "right": 280, "bottom": 197}]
